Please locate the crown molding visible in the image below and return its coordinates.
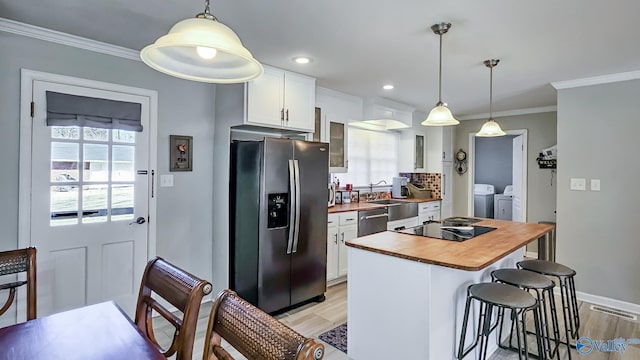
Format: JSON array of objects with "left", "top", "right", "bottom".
[
  {"left": 0, "top": 17, "right": 141, "bottom": 62},
  {"left": 457, "top": 105, "right": 557, "bottom": 121},
  {"left": 551, "top": 70, "right": 640, "bottom": 90}
]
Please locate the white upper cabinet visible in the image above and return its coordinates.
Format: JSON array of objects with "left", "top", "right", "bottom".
[
  {"left": 398, "top": 130, "right": 426, "bottom": 173},
  {"left": 246, "top": 65, "right": 316, "bottom": 131},
  {"left": 315, "top": 87, "right": 363, "bottom": 173},
  {"left": 426, "top": 126, "right": 454, "bottom": 172},
  {"left": 359, "top": 97, "right": 413, "bottom": 130}
]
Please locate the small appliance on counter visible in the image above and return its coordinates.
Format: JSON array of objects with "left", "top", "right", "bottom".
[{"left": 392, "top": 177, "right": 409, "bottom": 198}]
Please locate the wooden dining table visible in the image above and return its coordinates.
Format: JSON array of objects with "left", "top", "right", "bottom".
[{"left": 0, "top": 301, "right": 165, "bottom": 360}]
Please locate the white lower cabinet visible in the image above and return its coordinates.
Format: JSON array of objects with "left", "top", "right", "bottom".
[
  {"left": 327, "top": 212, "right": 358, "bottom": 281},
  {"left": 418, "top": 201, "right": 441, "bottom": 224}
]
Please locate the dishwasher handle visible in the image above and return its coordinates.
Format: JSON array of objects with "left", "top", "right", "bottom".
[{"left": 360, "top": 213, "right": 389, "bottom": 220}]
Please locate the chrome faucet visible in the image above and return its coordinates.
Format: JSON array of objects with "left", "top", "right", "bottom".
[{"left": 368, "top": 180, "right": 387, "bottom": 200}]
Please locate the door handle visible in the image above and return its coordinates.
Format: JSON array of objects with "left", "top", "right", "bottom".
[
  {"left": 334, "top": 233, "right": 338, "bottom": 244},
  {"left": 341, "top": 233, "right": 345, "bottom": 243},
  {"left": 129, "top": 217, "right": 146, "bottom": 225}
]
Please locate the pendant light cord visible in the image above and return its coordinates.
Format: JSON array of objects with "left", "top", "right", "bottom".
[
  {"left": 204, "top": 0, "right": 211, "bottom": 13},
  {"left": 489, "top": 64, "right": 493, "bottom": 119},
  {"left": 438, "top": 32, "right": 443, "bottom": 104}
]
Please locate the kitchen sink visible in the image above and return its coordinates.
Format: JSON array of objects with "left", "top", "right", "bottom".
[{"left": 367, "top": 199, "right": 417, "bottom": 221}]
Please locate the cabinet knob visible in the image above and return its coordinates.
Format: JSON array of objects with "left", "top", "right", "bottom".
[
  {"left": 281, "top": 108, "right": 284, "bottom": 121},
  {"left": 334, "top": 234, "right": 338, "bottom": 244},
  {"left": 285, "top": 109, "right": 289, "bottom": 122}
]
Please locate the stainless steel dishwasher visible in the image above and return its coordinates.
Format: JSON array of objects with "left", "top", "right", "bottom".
[{"left": 358, "top": 208, "right": 388, "bottom": 236}]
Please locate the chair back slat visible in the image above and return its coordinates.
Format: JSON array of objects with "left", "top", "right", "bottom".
[{"left": 0, "top": 247, "right": 37, "bottom": 321}]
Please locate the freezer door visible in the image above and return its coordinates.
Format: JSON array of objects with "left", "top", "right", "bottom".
[
  {"left": 290, "top": 140, "right": 329, "bottom": 305},
  {"left": 259, "top": 138, "right": 294, "bottom": 313}
]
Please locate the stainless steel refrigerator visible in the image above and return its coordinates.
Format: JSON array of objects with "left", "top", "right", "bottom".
[{"left": 230, "top": 137, "right": 329, "bottom": 313}]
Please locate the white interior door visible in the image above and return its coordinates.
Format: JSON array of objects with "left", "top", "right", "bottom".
[
  {"left": 512, "top": 135, "right": 523, "bottom": 222},
  {"left": 29, "top": 79, "right": 151, "bottom": 317}
]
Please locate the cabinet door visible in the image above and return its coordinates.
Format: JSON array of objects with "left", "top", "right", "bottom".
[
  {"left": 329, "top": 120, "right": 348, "bottom": 172},
  {"left": 338, "top": 225, "right": 357, "bottom": 277},
  {"left": 327, "top": 227, "right": 339, "bottom": 281},
  {"left": 442, "top": 126, "right": 454, "bottom": 162},
  {"left": 284, "top": 72, "right": 316, "bottom": 131},
  {"left": 441, "top": 162, "right": 453, "bottom": 218},
  {"left": 246, "top": 67, "right": 284, "bottom": 127}
]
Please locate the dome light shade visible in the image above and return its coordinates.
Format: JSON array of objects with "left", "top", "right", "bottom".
[
  {"left": 140, "top": 2, "right": 263, "bottom": 83},
  {"left": 422, "top": 101, "right": 459, "bottom": 126},
  {"left": 476, "top": 118, "right": 506, "bottom": 137}
]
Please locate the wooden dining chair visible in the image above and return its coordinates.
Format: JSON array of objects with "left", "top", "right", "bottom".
[
  {"left": 203, "top": 289, "right": 325, "bottom": 360},
  {"left": 0, "top": 247, "right": 37, "bottom": 321},
  {"left": 134, "top": 257, "right": 212, "bottom": 360}
]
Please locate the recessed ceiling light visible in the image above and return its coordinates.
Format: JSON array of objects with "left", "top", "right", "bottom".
[
  {"left": 383, "top": 84, "right": 394, "bottom": 90},
  {"left": 293, "top": 57, "right": 311, "bottom": 64}
]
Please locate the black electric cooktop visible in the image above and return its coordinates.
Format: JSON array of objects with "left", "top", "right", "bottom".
[{"left": 394, "top": 217, "right": 496, "bottom": 242}]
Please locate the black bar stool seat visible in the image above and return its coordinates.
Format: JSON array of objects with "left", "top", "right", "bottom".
[
  {"left": 517, "top": 260, "right": 576, "bottom": 277},
  {"left": 492, "top": 268, "right": 554, "bottom": 289},
  {"left": 458, "top": 282, "right": 545, "bottom": 360}
]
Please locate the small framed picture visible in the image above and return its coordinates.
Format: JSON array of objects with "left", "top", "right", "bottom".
[{"left": 170, "top": 135, "right": 193, "bottom": 171}]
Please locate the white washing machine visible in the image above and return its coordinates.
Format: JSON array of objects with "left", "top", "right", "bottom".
[
  {"left": 474, "top": 184, "right": 495, "bottom": 218},
  {"left": 494, "top": 185, "right": 513, "bottom": 220}
]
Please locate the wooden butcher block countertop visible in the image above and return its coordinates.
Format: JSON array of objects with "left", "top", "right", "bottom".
[{"left": 346, "top": 219, "right": 554, "bottom": 271}]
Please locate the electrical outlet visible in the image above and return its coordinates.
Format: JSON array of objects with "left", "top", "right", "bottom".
[
  {"left": 160, "top": 174, "right": 174, "bottom": 187},
  {"left": 590, "top": 179, "right": 601, "bottom": 191},
  {"left": 570, "top": 178, "right": 586, "bottom": 191}
]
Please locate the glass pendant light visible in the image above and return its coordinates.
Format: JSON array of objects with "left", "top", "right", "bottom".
[
  {"left": 476, "top": 59, "right": 506, "bottom": 137},
  {"left": 140, "top": 0, "right": 263, "bottom": 83},
  {"left": 422, "top": 22, "right": 459, "bottom": 126}
]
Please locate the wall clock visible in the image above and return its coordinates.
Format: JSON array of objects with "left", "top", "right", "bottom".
[{"left": 455, "top": 149, "right": 468, "bottom": 175}]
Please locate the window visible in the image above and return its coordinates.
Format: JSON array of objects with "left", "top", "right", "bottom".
[{"left": 340, "top": 127, "right": 399, "bottom": 186}]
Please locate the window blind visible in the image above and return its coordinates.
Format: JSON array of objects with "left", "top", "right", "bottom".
[
  {"left": 340, "top": 127, "right": 399, "bottom": 186},
  {"left": 46, "top": 91, "right": 143, "bottom": 132}
]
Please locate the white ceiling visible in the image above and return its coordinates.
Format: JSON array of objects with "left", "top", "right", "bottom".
[{"left": 2, "top": 0, "right": 640, "bottom": 116}]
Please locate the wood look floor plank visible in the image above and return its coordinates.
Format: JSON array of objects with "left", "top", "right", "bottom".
[{"left": 153, "top": 281, "right": 638, "bottom": 360}]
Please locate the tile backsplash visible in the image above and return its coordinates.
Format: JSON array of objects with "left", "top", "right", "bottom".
[{"left": 399, "top": 172, "right": 442, "bottom": 199}]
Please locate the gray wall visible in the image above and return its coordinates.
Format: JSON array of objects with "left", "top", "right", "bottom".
[
  {"left": 0, "top": 32, "right": 215, "bottom": 320},
  {"left": 475, "top": 136, "right": 515, "bottom": 194},
  {"left": 452, "top": 112, "right": 557, "bottom": 225},
  {"left": 557, "top": 79, "right": 640, "bottom": 304}
]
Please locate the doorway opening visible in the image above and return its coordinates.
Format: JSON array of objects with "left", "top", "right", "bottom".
[{"left": 467, "top": 129, "right": 528, "bottom": 222}]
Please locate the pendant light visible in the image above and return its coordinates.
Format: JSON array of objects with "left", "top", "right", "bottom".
[
  {"left": 476, "top": 59, "right": 506, "bottom": 137},
  {"left": 422, "top": 22, "right": 459, "bottom": 126},
  {"left": 140, "top": 0, "right": 263, "bottom": 83}
]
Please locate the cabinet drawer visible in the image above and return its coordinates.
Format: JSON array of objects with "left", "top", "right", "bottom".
[
  {"left": 327, "top": 214, "right": 339, "bottom": 228},
  {"left": 339, "top": 211, "right": 358, "bottom": 226},
  {"left": 418, "top": 201, "right": 441, "bottom": 213}
]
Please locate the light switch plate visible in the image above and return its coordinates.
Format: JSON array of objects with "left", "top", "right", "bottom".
[
  {"left": 160, "top": 174, "right": 174, "bottom": 187},
  {"left": 590, "top": 179, "right": 601, "bottom": 191},
  {"left": 570, "top": 178, "right": 586, "bottom": 191}
]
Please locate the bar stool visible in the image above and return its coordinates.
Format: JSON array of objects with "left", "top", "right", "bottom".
[
  {"left": 492, "top": 269, "right": 560, "bottom": 360},
  {"left": 457, "top": 282, "right": 544, "bottom": 360},
  {"left": 517, "top": 260, "right": 579, "bottom": 359}
]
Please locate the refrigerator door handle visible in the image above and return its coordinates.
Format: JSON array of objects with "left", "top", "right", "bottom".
[
  {"left": 291, "top": 160, "right": 301, "bottom": 253},
  {"left": 287, "top": 159, "right": 296, "bottom": 254}
]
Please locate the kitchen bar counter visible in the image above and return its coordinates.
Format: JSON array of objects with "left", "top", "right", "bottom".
[
  {"left": 347, "top": 219, "right": 555, "bottom": 359},
  {"left": 328, "top": 197, "right": 442, "bottom": 213},
  {"left": 346, "top": 219, "right": 553, "bottom": 270}
]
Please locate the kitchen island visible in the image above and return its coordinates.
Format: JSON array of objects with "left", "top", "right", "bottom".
[{"left": 345, "top": 219, "right": 554, "bottom": 360}]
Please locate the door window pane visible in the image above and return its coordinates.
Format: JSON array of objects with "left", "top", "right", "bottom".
[
  {"left": 51, "top": 142, "right": 79, "bottom": 182},
  {"left": 83, "top": 127, "right": 109, "bottom": 141},
  {"left": 84, "top": 144, "right": 109, "bottom": 181},
  {"left": 51, "top": 186, "right": 78, "bottom": 226},
  {"left": 51, "top": 126, "right": 79, "bottom": 140},
  {"left": 113, "top": 129, "right": 135, "bottom": 143},
  {"left": 82, "top": 184, "right": 108, "bottom": 223},
  {"left": 112, "top": 185, "right": 134, "bottom": 221},
  {"left": 112, "top": 145, "right": 135, "bottom": 181}
]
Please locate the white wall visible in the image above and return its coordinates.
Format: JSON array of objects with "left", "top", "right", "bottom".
[
  {"left": 0, "top": 31, "right": 215, "bottom": 321},
  {"left": 557, "top": 78, "right": 640, "bottom": 305}
]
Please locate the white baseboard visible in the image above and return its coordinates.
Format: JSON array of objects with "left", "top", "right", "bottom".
[
  {"left": 552, "top": 288, "right": 640, "bottom": 315},
  {"left": 328, "top": 276, "right": 347, "bottom": 287},
  {"left": 525, "top": 251, "right": 538, "bottom": 259}
]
